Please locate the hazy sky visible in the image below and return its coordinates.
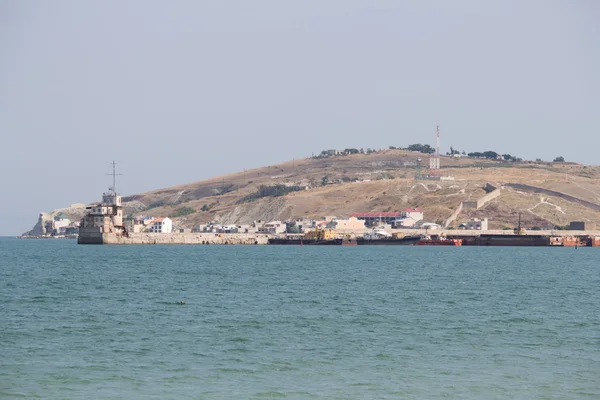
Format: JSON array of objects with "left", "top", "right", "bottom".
[{"left": 1, "top": 0, "right": 599, "bottom": 235}]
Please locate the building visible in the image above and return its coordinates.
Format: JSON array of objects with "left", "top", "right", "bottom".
[
  {"left": 124, "top": 218, "right": 144, "bottom": 234},
  {"left": 326, "top": 217, "right": 366, "bottom": 231},
  {"left": 351, "top": 212, "right": 402, "bottom": 227},
  {"left": 569, "top": 221, "right": 597, "bottom": 231},
  {"left": 395, "top": 218, "right": 418, "bottom": 228},
  {"left": 140, "top": 216, "right": 156, "bottom": 226},
  {"left": 79, "top": 191, "right": 124, "bottom": 235},
  {"left": 466, "top": 218, "right": 488, "bottom": 230},
  {"left": 394, "top": 208, "right": 424, "bottom": 227},
  {"left": 421, "top": 222, "right": 440, "bottom": 231},
  {"left": 401, "top": 208, "right": 424, "bottom": 221},
  {"left": 53, "top": 213, "right": 71, "bottom": 232},
  {"left": 258, "top": 221, "right": 287, "bottom": 234},
  {"left": 219, "top": 225, "right": 239, "bottom": 233},
  {"left": 150, "top": 217, "right": 172, "bottom": 233}
]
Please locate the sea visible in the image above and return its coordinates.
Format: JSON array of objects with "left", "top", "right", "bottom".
[{"left": 1, "top": 237, "right": 599, "bottom": 399}]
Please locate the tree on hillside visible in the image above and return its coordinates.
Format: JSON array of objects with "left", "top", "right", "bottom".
[
  {"left": 344, "top": 148, "right": 359, "bottom": 154},
  {"left": 467, "top": 151, "right": 499, "bottom": 160},
  {"left": 502, "top": 154, "right": 521, "bottom": 162},
  {"left": 553, "top": 156, "right": 565, "bottom": 162},
  {"left": 405, "top": 143, "right": 435, "bottom": 154}
]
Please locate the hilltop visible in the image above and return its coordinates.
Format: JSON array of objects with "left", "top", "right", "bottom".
[{"left": 24, "top": 149, "right": 600, "bottom": 235}]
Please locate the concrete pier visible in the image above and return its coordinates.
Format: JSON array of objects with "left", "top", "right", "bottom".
[{"left": 79, "top": 232, "right": 269, "bottom": 245}]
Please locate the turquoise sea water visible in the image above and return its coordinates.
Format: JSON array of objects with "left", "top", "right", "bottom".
[{"left": 1, "top": 237, "right": 599, "bottom": 399}]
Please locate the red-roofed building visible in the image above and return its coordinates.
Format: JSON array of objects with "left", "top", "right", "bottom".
[{"left": 150, "top": 217, "right": 172, "bottom": 233}]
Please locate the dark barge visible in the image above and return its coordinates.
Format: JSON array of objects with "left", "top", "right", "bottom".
[{"left": 447, "top": 234, "right": 550, "bottom": 246}]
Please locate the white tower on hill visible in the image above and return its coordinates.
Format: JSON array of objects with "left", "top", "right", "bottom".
[{"left": 429, "top": 125, "right": 441, "bottom": 176}]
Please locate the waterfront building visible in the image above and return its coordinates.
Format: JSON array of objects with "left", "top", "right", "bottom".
[
  {"left": 150, "top": 217, "right": 172, "bottom": 233},
  {"left": 401, "top": 208, "right": 424, "bottom": 221},
  {"left": 466, "top": 218, "right": 489, "bottom": 231},
  {"left": 259, "top": 221, "right": 287, "bottom": 234},
  {"left": 79, "top": 190, "right": 124, "bottom": 235},
  {"left": 351, "top": 212, "right": 402, "bottom": 227},
  {"left": 326, "top": 217, "right": 366, "bottom": 231},
  {"left": 569, "top": 221, "right": 596, "bottom": 231},
  {"left": 53, "top": 213, "right": 71, "bottom": 232}
]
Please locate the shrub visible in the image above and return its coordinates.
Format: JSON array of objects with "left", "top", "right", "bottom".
[
  {"left": 168, "top": 207, "right": 196, "bottom": 218},
  {"left": 237, "top": 184, "right": 303, "bottom": 204},
  {"left": 147, "top": 200, "right": 166, "bottom": 209}
]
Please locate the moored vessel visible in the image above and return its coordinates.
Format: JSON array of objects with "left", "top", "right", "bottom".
[{"left": 415, "top": 233, "right": 463, "bottom": 246}]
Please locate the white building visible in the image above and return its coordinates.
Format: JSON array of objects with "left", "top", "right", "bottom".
[
  {"left": 219, "top": 225, "right": 239, "bottom": 233},
  {"left": 150, "top": 217, "right": 172, "bottom": 233},
  {"left": 421, "top": 222, "right": 440, "bottom": 231},
  {"left": 401, "top": 208, "right": 424, "bottom": 221},
  {"left": 53, "top": 213, "right": 71, "bottom": 231},
  {"left": 259, "top": 221, "right": 287, "bottom": 234},
  {"left": 466, "top": 218, "right": 488, "bottom": 231}
]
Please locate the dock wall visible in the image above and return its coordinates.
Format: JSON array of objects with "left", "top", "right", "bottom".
[{"left": 81, "top": 232, "right": 270, "bottom": 245}]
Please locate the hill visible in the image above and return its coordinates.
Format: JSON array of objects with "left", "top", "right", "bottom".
[{"left": 24, "top": 150, "right": 600, "bottom": 235}]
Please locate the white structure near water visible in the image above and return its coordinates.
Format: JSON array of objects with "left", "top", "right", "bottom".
[{"left": 150, "top": 217, "right": 173, "bottom": 233}]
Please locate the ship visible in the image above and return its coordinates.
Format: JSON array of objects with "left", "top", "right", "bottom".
[
  {"left": 415, "top": 233, "right": 463, "bottom": 246},
  {"left": 356, "top": 228, "right": 421, "bottom": 245},
  {"left": 268, "top": 227, "right": 421, "bottom": 246}
]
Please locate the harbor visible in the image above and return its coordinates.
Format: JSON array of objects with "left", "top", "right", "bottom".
[{"left": 64, "top": 162, "right": 600, "bottom": 247}]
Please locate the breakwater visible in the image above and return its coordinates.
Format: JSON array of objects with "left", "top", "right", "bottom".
[
  {"left": 77, "top": 229, "right": 600, "bottom": 246},
  {"left": 79, "top": 232, "right": 269, "bottom": 245}
]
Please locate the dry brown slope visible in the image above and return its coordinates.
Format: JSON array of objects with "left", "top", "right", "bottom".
[{"left": 120, "top": 150, "right": 600, "bottom": 230}]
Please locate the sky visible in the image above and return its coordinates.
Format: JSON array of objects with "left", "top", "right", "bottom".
[{"left": 1, "top": 0, "right": 599, "bottom": 235}]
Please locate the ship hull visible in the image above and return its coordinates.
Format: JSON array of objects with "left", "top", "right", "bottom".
[
  {"left": 267, "top": 239, "right": 339, "bottom": 245},
  {"left": 356, "top": 236, "right": 421, "bottom": 245},
  {"left": 415, "top": 239, "right": 463, "bottom": 246},
  {"left": 268, "top": 236, "right": 421, "bottom": 245}
]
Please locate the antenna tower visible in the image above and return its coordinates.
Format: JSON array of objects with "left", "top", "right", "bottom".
[
  {"left": 429, "top": 125, "right": 441, "bottom": 176},
  {"left": 106, "top": 160, "right": 123, "bottom": 194}
]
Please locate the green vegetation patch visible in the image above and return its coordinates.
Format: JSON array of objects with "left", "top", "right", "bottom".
[
  {"left": 147, "top": 200, "right": 167, "bottom": 209},
  {"left": 168, "top": 207, "right": 196, "bottom": 218},
  {"left": 238, "top": 184, "right": 303, "bottom": 204}
]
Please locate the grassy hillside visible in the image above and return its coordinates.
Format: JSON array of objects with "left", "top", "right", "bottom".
[{"left": 118, "top": 149, "right": 600, "bottom": 230}]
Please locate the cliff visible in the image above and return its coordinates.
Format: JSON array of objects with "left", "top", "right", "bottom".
[{"left": 22, "top": 204, "right": 87, "bottom": 236}]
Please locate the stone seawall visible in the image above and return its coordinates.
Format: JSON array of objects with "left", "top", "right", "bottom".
[{"left": 101, "top": 232, "right": 270, "bottom": 245}]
